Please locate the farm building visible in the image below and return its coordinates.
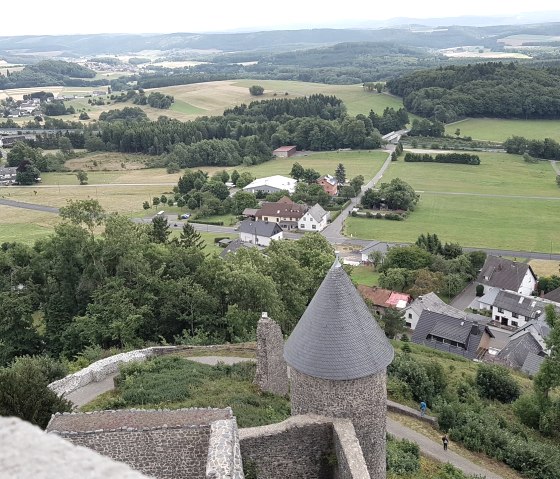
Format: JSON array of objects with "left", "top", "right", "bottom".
[
  {"left": 243, "top": 175, "right": 297, "bottom": 195},
  {"left": 317, "top": 175, "right": 338, "bottom": 196},
  {"left": 272, "top": 145, "right": 297, "bottom": 158}
]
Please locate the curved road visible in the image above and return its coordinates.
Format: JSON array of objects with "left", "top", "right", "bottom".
[{"left": 67, "top": 355, "right": 501, "bottom": 479}]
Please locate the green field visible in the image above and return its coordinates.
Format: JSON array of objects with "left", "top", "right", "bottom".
[
  {"left": 350, "top": 266, "right": 380, "bottom": 286},
  {"left": 446, "top": 118, "right": 560, "bottom": 142},
  {"left": 346, "top": 151, "right": 560, "bottom": 252}
]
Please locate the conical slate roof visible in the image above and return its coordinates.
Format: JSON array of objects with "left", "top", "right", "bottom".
[{"left": 284, "top": 259, "right": 394, "bottom": 380}]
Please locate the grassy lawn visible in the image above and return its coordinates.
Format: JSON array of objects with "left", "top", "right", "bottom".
[
  {"left": 351, "top": 265, "right": 380, "bottom": 286},
  {"left": 169, "top": 99, "right": 206, "bottom": 115},
  {"left": 345, "top": 151, "right": 560, "bottom": 252},
  {"left": 0, "top": 205, "right": 60, "bottom": 243},
  {"left": 446, "top": 118, "right": 560, "bottom": 142}
]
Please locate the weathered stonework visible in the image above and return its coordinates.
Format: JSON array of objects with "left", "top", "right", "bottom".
[
  {"left": 47, "top": 408, "right": 233, "bottom": 479},
  {"left": 48, "top": 346, "right": 178, "bottom": 397},
  {"left": 289, "top": 368, "right": 387, "bottom": 479},
  {"left": 206, "top": 418, "right": 244, "bottom": 479},
  {"left": 332, "top": 419, "right": 370, "bottom": 479},
  {"left": 239, "top": 415, "right": 334, "bottom": 479},
  {"left": 254, "top": 313, "right": 289, "bottom": 397}
]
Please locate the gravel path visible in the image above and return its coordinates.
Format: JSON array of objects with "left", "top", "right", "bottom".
[{"left": 551, "top": 160, "right": 560, "bottom": 175}]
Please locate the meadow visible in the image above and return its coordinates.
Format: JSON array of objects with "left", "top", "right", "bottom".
[
  {"left": 346, "top": 151, "right": 560, "bottom": 253},
  {"left": 0, "top": 149, "right": 388, "bottom": 242},
  {"left": 445, "top": 118, "right": 560, "bottom": 142}
]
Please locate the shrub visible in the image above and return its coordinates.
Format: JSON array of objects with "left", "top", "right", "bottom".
[
  {"left": 475, "top": 284, "right": 484, "bottom": 297},
  {"left": 476, "top": 365, "right": 521, "bottom": 403},
  {"left": 386, "top": 435, "right": 420, "bottom": 475}
]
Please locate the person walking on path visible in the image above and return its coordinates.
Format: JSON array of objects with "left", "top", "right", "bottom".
[
  {"left": 442, "top": 434, "right": 449, "bottom": 451},
  {"left": 420, "top": 401, "right": 427, "bottom": 417}
]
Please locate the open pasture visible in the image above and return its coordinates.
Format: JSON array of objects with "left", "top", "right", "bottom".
[
  {"left": 346, "top": 150, "right": 560, "bottom": 253},
  {"left": 446, "top": 118, "right": 560, "bottom": 142}
]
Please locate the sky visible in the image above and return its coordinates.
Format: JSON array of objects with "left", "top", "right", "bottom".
[{"left": 3, "top": 1, "right": 560, "bottom": 36}]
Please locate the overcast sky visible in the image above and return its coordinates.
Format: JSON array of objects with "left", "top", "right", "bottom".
[{"left": 3, "top": 1, "right": 560, "bottom": 36}]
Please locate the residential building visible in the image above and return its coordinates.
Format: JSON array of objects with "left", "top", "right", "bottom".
[
  {"left": 360, "top": 241, "right": 391, "bottom": 263},
  {"left": 403, "top": 292, "right": 466, "bottom": 329},
  {"left": 544, "top": 286, "right": 560, "bottom": 303},
  {"left": 358, "top": 286, "right": 412, "bottom": 316},
  {"left": 471, "top": 286, "right": 500, "bottom": 311},
  {"left": 219, "top": 239, "right": 263, "bottom": 258},
  {"left": 0, "top": 166, "right": 17, "bottom": 186},
  {"left": 272, "top": 146, "right": 297, "bottom": 158},
  {"left": 255, "top": 197, "right": 308, "bottom": 230},
  {"left": 317, "top": 175, "right": 338, "bottom": 196},
  {"left": 476, "top": 255, "right": 537, "bottom": 296},
  {"left": 243, "top": 175, "right": 297, "bottom": 195},
  {"left": 238, "top": 219, "right": 283, "bottom": 247},
  {"left": 491, "top": 290, "right": 546, "bottom": 328},
  {"left": 299, "top": 204, "right": 329, "bottom": 232},
  {"left": 496, "top": 317, "right": 550, "bottom": 374},
  {"left": 412, "top": 310, "right": 494, "bottom": 360}
]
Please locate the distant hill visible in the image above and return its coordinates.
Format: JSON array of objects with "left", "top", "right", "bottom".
[{"left": 2, "top": 22, "right": 560, "bottom": 59}]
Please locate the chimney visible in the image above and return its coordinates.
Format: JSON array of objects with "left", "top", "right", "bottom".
[{"left": 261, "top": 312, "right": 268, "bottom": 319}]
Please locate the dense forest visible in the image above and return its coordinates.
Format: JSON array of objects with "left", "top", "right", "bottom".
[
  {"left": 0, "top": 60, "right": 107, "bottom": 89},
  {"left": 0, "top": 208, "right": 335, "bottom": 366},
  {"left": 386, "top": 62, "right": 560, "bottom": 121}
]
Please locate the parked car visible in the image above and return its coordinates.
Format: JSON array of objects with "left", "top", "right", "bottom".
[{"left": 180, "top": 213, "right": 191, "bottom": 219}]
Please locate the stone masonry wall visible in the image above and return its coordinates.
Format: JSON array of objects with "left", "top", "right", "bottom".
[
  {"left": 332, "top": 419, "right": 370, "bottom": 479},
  {"left": 54, "top": 426, "right": 210, "bottom": 479},
  {"left": 254, "top": 313, "right": 289, "bottom": 397},
  {"left": 48, "top": 346, "right": 178, "bottom": 397},
  {"left": 206, "top": 418, "right": 244, "bottom": 479},
  {"left": 239, "top": 415, "right": 334, "bottom": 479},
  {"left": 289, "top": 369, "right": 387, "bottom": 479}
]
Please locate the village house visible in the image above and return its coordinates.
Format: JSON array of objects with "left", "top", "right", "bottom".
[
  {"left": 496, "top": 316, "right": 550, "bottom": 375},
  {"left": 360, "top": 241, "right": 391, "bottom": 263},
  {"left": 243, "top": 175, "right": 297, "bottom": 195},
  {"left": 491, "top": 290, "right": 547, "bottom": 328},
  {"left": 316, "top": 175, "right": 338, "bottom": 196},
  {"left": 412, "top": 310, "right": 494, "bottom": 360},
  {"left": 0, "top": 166, "right": 18, "bottom": 186},
  {"left": 298, "top": 204, "right": 329, "bottom": 232},
  {"left": 357, "top": 285, "right": 412, "bottom": 316},
  {"left": 403, "top": 292, "right": 468, "bottom": 329},
  {"left": 272, "top": 145, "right": 297, "bottom": 158},
  {"left": 255, "top": 197, "right": 308, "bottom": 230},
  {"left": 544, "top": 286, "right": 560, "bottom": 303},
  {"left": 237, "top": 219, "right": 283, "bottom": 247},
  {"left": 219, "top": 238, "right": 263, "bottom": 258},
  {"left": 476, "top": 255, "right": 537, "bottom": 296}
]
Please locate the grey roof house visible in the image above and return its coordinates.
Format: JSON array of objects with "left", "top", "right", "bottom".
[
  {"left": 476, "top": 255, "right": 537, "bottom": 296},
  {"left": 238, "top": 219, "right": 283, "bottom": 247},
  {"left": 412, "top": 310, "right": 494, "bottom": 360},
  {"left": 544, "top": 286, "right": 560, "bottom": 303}
]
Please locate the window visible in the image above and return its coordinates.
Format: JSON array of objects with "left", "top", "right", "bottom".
[
  {"left": 498, "top": 308, "right": 504, "bottom": 313},
  {"left": 495, "top": 315, "right": 500, "bottom": 320},
  {"left": 512, "top": 312, "right": 518, "bottom": 318},
  {"left": 300, "top": 224, "right": 304, "bottom": 229},
  {"left": 312, "top": 225, "right": 316, "bottom": 229},
  {"left": 264, "top": 217, "right": 268, "bottom": 221},
  {"left": 511, "top": 321, "right": 518, "bottom": 327},
  {"left": 408, "top": 313, "right": 412, "bottom": 319}
]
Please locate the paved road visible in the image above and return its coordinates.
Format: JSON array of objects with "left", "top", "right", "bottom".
[
  {"left": 387, "top": 417, "right": 502, "bottom": 479},
  {"left": 450, "top": 282, "right": 478, "bottom": 310},
  {"left": 0, "top": 198, "right": 59, "bottom": 213}
]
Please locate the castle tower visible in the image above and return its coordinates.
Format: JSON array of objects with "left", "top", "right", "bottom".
[{"left": 284, "top": 259, "right": 394, "bottom": 478}]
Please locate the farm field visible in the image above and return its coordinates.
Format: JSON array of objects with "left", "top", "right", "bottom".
[
  {"left": 445, "top": 118, "right": 560, "bottom": 142},
  {"left": 345, "top": 151, "right": 560, "bottom": 253},
  {"left": 0, "top": 149, "right": 388, "bottom": 242}
]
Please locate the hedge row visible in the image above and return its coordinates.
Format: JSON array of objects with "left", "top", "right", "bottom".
[{"left": 404, "top": 152, "right": 480, "bottom": 165}]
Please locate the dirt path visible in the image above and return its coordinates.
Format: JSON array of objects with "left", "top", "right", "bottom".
[{"left": 551, "top": 160, "right": 560, "bottom": 175}]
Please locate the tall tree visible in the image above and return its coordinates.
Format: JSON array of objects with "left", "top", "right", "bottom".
[
  {"left": 335, "top": 163, "right": 346, "bottom": 184},
  {"left": 150, "top": 215, "right": 171, "bottom": 244},
  {"left": 177, "top": 223, "right": 205, "bottom": 250}
]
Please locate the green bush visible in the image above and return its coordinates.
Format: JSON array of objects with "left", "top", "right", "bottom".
[
  {"left": 476, "top": 364, "right": 521, "bottom": 403},
  {"left": 386, "top": 434, "right": 420, "bottom": 475}
]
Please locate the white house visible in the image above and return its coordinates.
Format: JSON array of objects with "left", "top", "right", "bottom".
[
  {"left": 238, "top": 219, "right": 283, "bottom": 247},
  {"left": 403, "top": 292, "right": 468, "bottom": 330},
  {"left": 243, "top": 175, "right": 297, "bottom": 195},
  {"left": 360, "top": 241, "right": 391, "bottom": 263},
  {"left": 299, "top": 204, "right": 329, "bottom": 232},
  {"left": 476, "top": 256, "right": 537, "bottom": 297},
  {"left": 491, "top": 290, "right": 560, "bottom": 329}
]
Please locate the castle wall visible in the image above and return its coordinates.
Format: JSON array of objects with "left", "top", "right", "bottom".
[
  {"left": 206, "top": 419, "right": 244, "bottom": 479},
  {"left": 332, "top": 420, "right": 370, "bottom": 479},
  {"left": 239, "top": 415, "right": 335, "bottom": 479},
  {"left": 54, "top": 426, "right": 210, "bottom": 478},
  {"left": 254, "top": 314, "right": 289, "bottom": 397},
  {"left": 289, "top": 369, "right": 387, "bottom": 479}
]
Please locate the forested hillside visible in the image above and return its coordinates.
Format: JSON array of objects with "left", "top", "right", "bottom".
[
  {"left": 0, "top": 60, "right": 105, "bottom": 89},
  {"left": 387, "top": 62, "right": 560, "bottom": 121}
]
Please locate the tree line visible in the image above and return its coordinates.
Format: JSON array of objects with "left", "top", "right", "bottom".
[
  {"left": 387, "top": 62, "right": 560, "bottom": 121},
  {"left": 404, "top": 152, "right": 480, "bottom": 165},
  {"left": 503, "top": 135, "right": 560, "bottom": 160}
]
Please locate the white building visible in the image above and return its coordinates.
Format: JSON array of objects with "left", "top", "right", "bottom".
[
  {"left": 476, "top": 256, "right": 537, "bottom": 297},
  {"left": 299, "top": 204, "right": 329, "bottom": 232},
  {"left": 491, "top": 290, "right": 560, "bottom": 329},
  {"left": 243, "top": 175, "right": 297, "bottom": 195},
  {"left": 238, "top": 219, "right": 283, "bottom": 247}
]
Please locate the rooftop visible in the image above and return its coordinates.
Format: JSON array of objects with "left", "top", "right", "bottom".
[
  {"left": 243, "top": 175, "right": 297, "bottom": 192},
  {"left": 305, "top": 203, "right": 328, "bottom": 222},
  {"left": 238, "top": 219, "right": 283, "bottom": 237},
  {"left": 273, "top": 146, "right": 297, "bottom": 152},
  {"left": 477, "top": 255, "right": 536, "bottom": 291},
  {"left": 406, "top": 292, "right": 467, "bottom": 320},
  {"left": 256, "top": 198, "right": 308, "bottom": 220},
  {"left": 544, "top": 286, "right": 560, "bottom": 303},
  {"left": 284, "top": 259, "right": 394, "bottom": 380},
  {"left": 494, "top": 290, "right": 545, "bottom": 318}
]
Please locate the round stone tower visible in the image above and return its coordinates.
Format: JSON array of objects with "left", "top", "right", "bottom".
[{"left": 284, "top": 259, "right": 394, "bottom": 478}]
